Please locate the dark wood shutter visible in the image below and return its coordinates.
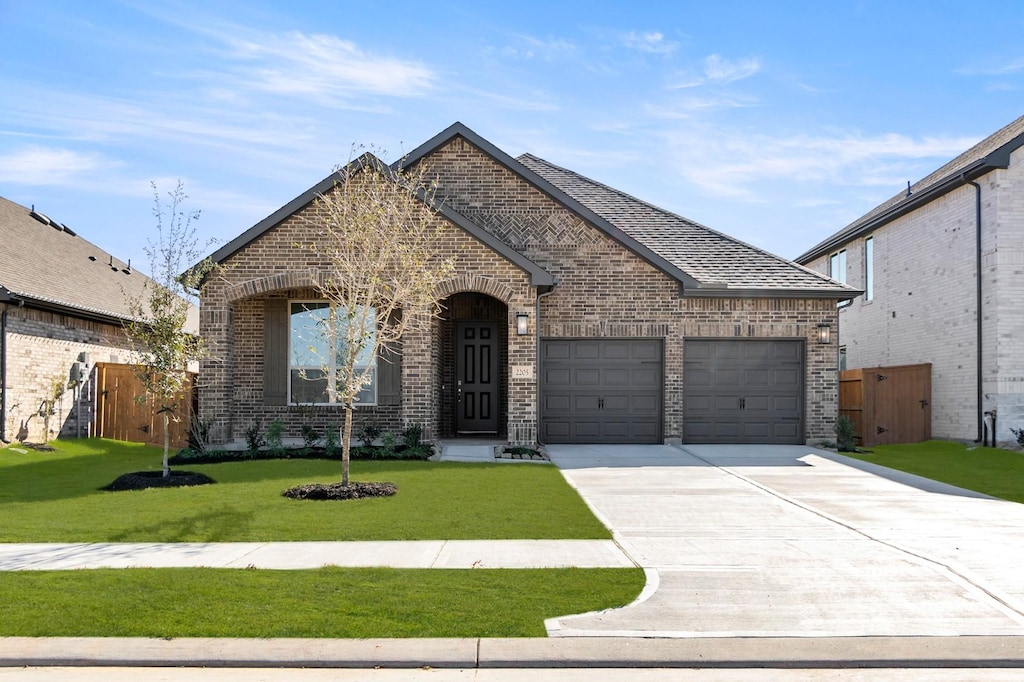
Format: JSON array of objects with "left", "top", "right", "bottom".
[
  {"left": 263, "top": 299, "right": 288, "bottom": 406},
  {"left": 377, "top": 340, "right": 402, "bottom": 406}
]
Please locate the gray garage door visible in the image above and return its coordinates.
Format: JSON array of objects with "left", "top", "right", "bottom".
[
  {"left": 684, "top": 339, "right": 804, "bottom": 444},
  {"left": 541, "top": 338, "right": 663, "bottom": 444}
]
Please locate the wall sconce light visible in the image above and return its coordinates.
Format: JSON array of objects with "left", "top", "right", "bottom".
[
  {"left": 816, "top": 322, "right": 832, "bottom": 345},
  {"left": 515, "top": 312, "right": 529, "bottom": 336}
]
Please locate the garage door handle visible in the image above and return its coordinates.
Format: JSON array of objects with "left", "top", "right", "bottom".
[{"left": 738, "top": 398, "right": 745, "bottom": 410}]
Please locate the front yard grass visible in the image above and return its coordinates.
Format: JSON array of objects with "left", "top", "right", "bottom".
[
  {"left": 0, "top": 438, "right": 609, "bottom": 542},
  {"left": 0, "top": 567, "right": 644, "bottom": 638},
  {"left": 845, "top": 439, "right": 1024, "bottom": 503}
]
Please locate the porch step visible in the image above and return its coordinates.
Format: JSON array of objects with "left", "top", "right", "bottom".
[{"left": 437, "top": 444, "right": 496, "bottom": 462}]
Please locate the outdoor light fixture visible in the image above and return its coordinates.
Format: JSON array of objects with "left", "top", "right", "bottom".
[
  {"left": 816, "top": 322, "right": 832, "bottom": 345},
  {"left": 516, "top": 312, "right": 529, "bottom": 336}
]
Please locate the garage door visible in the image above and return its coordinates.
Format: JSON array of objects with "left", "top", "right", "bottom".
[
  {"left": 541, "top": 339, "right": 663, "bottom": 444},
  {"left": 684, "top": 339, "right": 804, "bottom": 444}
]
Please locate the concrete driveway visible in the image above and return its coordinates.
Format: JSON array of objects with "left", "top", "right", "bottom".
[{"left": 545, "top": 443, "right": 1024, "bottom": 638}]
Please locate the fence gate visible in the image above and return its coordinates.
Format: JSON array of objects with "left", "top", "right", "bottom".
[
  {"left": 94, "top": 363, "right": 196, "bottom": 449},
  {"left": 839, "top": 363, "right": 931, "bottom": 447}
]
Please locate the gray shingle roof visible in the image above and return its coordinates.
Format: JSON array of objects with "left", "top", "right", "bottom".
[
  {"left": 797, "top": 114, "right": 1024, "bottom": 263},
  {"left": 517, "top": 154, "right": 855, "bottom": 296},
  {"left": 0, "top": 195, "right": 196, "bottom": 329}
]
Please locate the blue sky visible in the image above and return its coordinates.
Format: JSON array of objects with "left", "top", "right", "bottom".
[{"left": 2, "top": 1, "right": 1023, "bottom": 273}]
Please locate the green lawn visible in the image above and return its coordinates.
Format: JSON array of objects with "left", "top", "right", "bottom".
[
  {"left": 0, "top": 567, "right": 644, "bottom": 638},
  {"left": 846, "top": 440, "right": 1024, "bottom": 503},
  {"left": 0, "top": 438, "right": 609, "bottom": 542}
]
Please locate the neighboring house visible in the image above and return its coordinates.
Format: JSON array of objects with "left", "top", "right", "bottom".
[
  {"left": 199, "top": 123, "right": 858, "bottom": 448},
  {"left": 796, "top": 114, "right": 1024, "bottom": 446},
  {"left": 0, "top": 196, "right": 197, "bottom": 443}
]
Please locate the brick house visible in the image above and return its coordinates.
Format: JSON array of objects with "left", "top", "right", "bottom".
[
  {"left": 796, "top": 114, "right": 1024, "bottom": 445},
  {"left": 0, "top": 195, "right": 197, "bottom": 443},
  {"left": 199, "top": 123, "right": 858, "bottom": 447}
]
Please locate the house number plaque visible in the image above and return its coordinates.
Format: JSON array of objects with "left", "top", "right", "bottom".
[{"left": 511, "top": 365, "right": 533, "bottom": 380}]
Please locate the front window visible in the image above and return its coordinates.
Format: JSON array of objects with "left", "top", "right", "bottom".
[
  {"left": 289, "top": 301, "right": 377, "bottom": 405},
  {"left": 864, "top": 237, "right": 874, "bottom": 301}
]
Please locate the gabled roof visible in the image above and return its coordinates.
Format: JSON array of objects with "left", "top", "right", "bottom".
[
  {"left": 518, "top": 154, "right": 857, "bottom": 299},
  {"left": 205, "top": 153, "right": 554, "bottom": 288},
  {"left": 400, "top": 122, "right": 856, "bottom": 300},
  {"left": 0, "top": 195, "right": 194, "bottom": 327},
  {"left": 797, "top": 114, "right": 1024, "bottom": 264}
]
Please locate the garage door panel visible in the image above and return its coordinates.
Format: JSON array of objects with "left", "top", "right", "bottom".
[
  {"left": 684, "top": 339, "right": 804, "bottom": 445},
  {"left": 541, "top": 338, "right": 663, "bottom": 444}
]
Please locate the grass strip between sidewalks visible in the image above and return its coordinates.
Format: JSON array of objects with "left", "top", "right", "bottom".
[
  {"left": 0, "top": 439, "right": 609, "bottom": 542},
  {"left": 845, "top": 439, "right": 1024, "bottom": 503},
  {"left": 0, "top": 567, "right": 645, "bottom": 638}
]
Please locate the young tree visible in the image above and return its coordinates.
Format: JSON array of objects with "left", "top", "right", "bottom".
[
  {"left": 297, "top": 152, "right": 454, "bottom": 488},
  {"left": 124, "top": 181, "right": 213, "bottom": 477}
]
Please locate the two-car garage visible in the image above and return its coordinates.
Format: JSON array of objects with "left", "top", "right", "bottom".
[{"left": 539, "top": 337, "right": 805, "bottom": 445}]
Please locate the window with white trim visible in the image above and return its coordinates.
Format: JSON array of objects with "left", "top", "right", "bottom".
[
  {"left": 289, "top": 301, "right": 377, "bottom": 405},
  {"left": 829, "top": 249, "right": 847, "bottom": 284},
  {"left": 864, "top": 237, "right": 874, "bottom": 301}
]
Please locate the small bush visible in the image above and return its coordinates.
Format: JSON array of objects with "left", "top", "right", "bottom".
[
  {"left": 301, "top": 423, "right": 320, "bottom": 449},
  {"left": 358, "top": 424, "right": 381, "bottom": 448},
  {"left": 378, "top": 431, "right": 397, "bottom": 458},
  {"left": 401, "top": 424, "right": 424, "bottom": 448},
  {"left": 835, "top": 415, "right": 857, "bottom": 452},
  {"left": 1011, "top": 427, "right": 1024, "bottom": 449},
  {"left": 244, "top": 420, "right": 266, "bottom": 453},
  {"left": 266, "top": 419, "right": 285, "bottom": 453}
]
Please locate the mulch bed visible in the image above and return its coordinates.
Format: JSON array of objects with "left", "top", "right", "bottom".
[
  {"left": 101, "top": 470, "right": 216, "bottom": 491},
  {"left": 282, "top": 481, "right": 397, "bottom": 501}
]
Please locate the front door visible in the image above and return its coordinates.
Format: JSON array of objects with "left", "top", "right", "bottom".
[{"left": 456, "top": 322, "right": 499, "bottom": 434}]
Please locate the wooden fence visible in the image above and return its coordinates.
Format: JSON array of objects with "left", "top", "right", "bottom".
[
  {"left": 839, "top": 363, "right": 931, "bottom": 447},
  {"left": 94, "top": 363, "right": 196, "bottom": 449}
]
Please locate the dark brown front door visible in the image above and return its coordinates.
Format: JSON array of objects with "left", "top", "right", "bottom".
[{"left": 456, "top": 322, "right": 499, "bottom": 434}]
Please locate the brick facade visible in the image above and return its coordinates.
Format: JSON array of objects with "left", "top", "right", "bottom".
[
  {"left": 804, "top": 145, "right": 1024, "bottom": 445},
  {"left": 2, "top": 304, "right": 133, "bottom": 442},
  {"left": 201, "top": 132, "right": 844, "bottom": 447}
]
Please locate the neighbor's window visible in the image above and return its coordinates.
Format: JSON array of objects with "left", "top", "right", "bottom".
[
  {"left": 839, "top": 346, "right": 847, "bottom": 371},
  {"left": 289, "top": 301, "right": 377, "bottom": 405},
  {"left": 864, "top": 237, "right": 874, "bottom": 301},
  {"left": 829, "top": 249, "right": 847, "bottom": 284}
]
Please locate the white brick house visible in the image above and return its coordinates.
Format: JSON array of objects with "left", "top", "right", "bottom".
[{"left": 796, "top": 115, "right": 1024, "bottom": 446}]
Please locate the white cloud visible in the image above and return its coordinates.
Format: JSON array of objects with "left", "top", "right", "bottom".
[
  {"left": 661, "top": 127, "right": 980, "bottom": 200},
  {"left": 956, "top": 57, "right": 1024, "bottom": 76},
  {"left": 0, "top": 146, "right": 106, "bottom": 185},
  {"left": 622, "top": 31, "right": 678, "bottom": 55},
  {"left": 223, "top": 31, "right": 435, "bottom": 100},
  {"left": 703, "top": 54, "right": 761, "bottom": 83}
]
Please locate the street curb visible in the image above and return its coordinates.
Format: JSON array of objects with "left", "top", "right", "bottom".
[{"left": 3, "top": 636, "right": 1024, "bottom": 669}]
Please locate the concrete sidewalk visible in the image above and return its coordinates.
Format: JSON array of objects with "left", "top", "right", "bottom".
[
  {"left": 0, "top": 539, "right": 634, "bottom": 570},
  {"left": 3, "top": 635, "right": 1024, "bottom": 669}
]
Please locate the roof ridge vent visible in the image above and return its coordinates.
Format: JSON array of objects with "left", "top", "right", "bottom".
[{"left": 29, "top": 210, "right": 51, "bottom": 226}]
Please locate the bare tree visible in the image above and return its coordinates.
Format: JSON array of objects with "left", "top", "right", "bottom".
[
  {"left": 297, "top": 152, "right": 454, "bottom": 487},
  {"left": 124, "top": 181, "right": 213, "bottom": 477}
]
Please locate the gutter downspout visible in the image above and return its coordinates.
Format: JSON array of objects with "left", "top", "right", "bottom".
[
  {"left": 534, "top": 284, "right": 556, "bottom": 445},
  {"left": 0, "top": 298, "right": 25, "bottom": 443},
  {"left": 965, "top": 176, "right": 984, "bottom": 443}
]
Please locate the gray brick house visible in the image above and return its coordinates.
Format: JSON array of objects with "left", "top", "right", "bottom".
[
  {"left": 200, "top": 123, "right": 857, "bottom": 447},
  {"left": 796, "top": 114, "right": 1024, "bottom": 446},
  {"left": 0, "top": 196, "right": 195, "bottom": 443}
]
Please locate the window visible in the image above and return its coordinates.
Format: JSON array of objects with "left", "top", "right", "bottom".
[
  {"left": 289, "top": 301, "right": 377, "bottom": 405},
  {"left": 829, "top": 249, "right": 847, "bottom": 284},
  {"left": 864, "top": 237, "right": 874, "bottom": 301},
  {"left": 839, "top": 346, "right": 847, "bottom": 371}
]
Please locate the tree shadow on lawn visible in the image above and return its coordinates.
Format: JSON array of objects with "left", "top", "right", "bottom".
[
  {"left": 0, "top": 452, "right": 151, "bottom": 504},
  {"left": 184, "top": 459, "right": 516, "bottom": 486},
  {"left": 107, "top": 506, "right": 255, "bottom": 543}
]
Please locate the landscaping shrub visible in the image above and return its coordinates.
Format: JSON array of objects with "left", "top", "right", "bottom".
[
  {"left": 1011, "top": 427, "right": 1024, "bottom": 449},
  {"left": 170, "top": 443, "right": 433, "bottom": 465},
  {"left": 835, "top": 415, "right": 857, "bottom": 452}
]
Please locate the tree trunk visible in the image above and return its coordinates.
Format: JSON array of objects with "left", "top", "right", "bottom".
[
  {"left": 162, "top": 412, "right": 170, "bottom": 478},
  {"left": 341, "top": 405, "right": 353, "bottom": 486}
]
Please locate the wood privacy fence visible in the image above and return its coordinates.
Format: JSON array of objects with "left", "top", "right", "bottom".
[
  {"left": 839, "top": 363, "right": 931, "bottom": 447},
  {"left": 94, "top": 363, "right": 196, "bottom": 449}
]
